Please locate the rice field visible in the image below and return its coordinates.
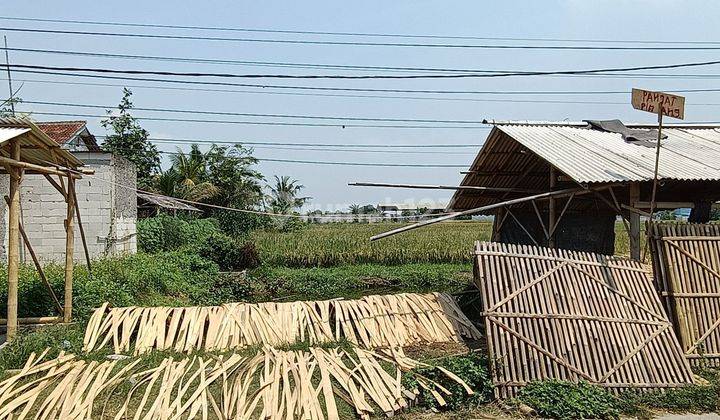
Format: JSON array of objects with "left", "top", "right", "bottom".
[{"left": 252, "top": 221, "right": 637, "bottom": 267}]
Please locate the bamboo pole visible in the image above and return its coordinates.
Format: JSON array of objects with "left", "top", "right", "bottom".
[
  {"left": 72, "top": 186, "right": 92, "bottom": 274},
  {"left": 348, "top": 182, "right": 540, "bottom": 193},
  {"left": 5, "top": 139, "right": 21, "bottom": 340},
  {"left": 548, "top": 166, "right": 556, "bottom": 248},
  {"left": 0, "top": 155, "right": 80, "bottom": 178},
  {"left": 0, "top": 316, "right": 62, "bottom": 325},
  {"left": 371, "top": 186, "right": 592, "bottom": 241},
  {"left": 63, "top": 175, "right": 76, "bottom": 323},
  {"left": 3, "top": 196, "right": 63, "bottom": 315}
]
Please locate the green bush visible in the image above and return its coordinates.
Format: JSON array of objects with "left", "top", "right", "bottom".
[
  {"left": 199, "top": 233, "right": 260, "bottom": 271},
  {"left": 217, "top": 211, "right": 272, "bottom": 237},
  {"left": 402, "top": 352, "right": 493, "bottom": 411},
  {"left": 0, "top": 324, "right": 85, "bottom": 373},
  {"left": 0, "top": 252, "right": 220, "bottom": 321},
  {"left": 621, "top": 384, "right": 719, "bottom": 414},
  {"left": 138, "top": 214, "right": 221, "bottom": 253},
  {"left": 519, "top": 380, "right": 620, "bottom": 420}
]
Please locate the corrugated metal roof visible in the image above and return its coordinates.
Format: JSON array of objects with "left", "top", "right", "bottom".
[
  {"left": 496, "top": 124, "right": 720, "bottom": 183},
  {"left": 0, "top": 128, "right": 31, "bottom": 143}
]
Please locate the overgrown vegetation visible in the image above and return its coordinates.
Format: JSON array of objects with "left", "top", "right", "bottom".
[
  {"left": 137, "top": 214, "right": 221, "bottom": 253},
  {"left": 518, "top": 380, "right": 621, "bottom": 420},
  {"left": 403, "top": 352, "right": 493, "bottom": 411}
]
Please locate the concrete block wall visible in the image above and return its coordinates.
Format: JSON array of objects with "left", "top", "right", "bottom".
[{"left": 0, "top": 152, "right": 137, "bottom": 263}]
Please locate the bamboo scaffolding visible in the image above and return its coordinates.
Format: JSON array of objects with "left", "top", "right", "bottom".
[
  {"left": 0, "top": 346, "right": 473, "bottom": 419},
  {"left": 474, "top": 241, "right": 694, "bottom": 398},
  {"left": 82, "top": 293, "right": 481, "bottom": 355}
]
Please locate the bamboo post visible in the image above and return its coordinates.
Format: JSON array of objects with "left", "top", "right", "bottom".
[
  {"left": 6, "top": 139, "right": 21, "bottom": 340},
  {"left": 629, "top": 182, "right": 641, "bottom": 261},
  {"left": 72, "top": 187, "right": 92, "bottom": 274},
  {"left": 548, "top": 166, "right": 557, "bottom": 248},
  {"left": 63, "top": 174, "right": 76, "bottom": 323}
]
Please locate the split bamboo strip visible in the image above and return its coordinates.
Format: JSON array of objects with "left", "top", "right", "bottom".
[
  {"left": 474, "top": 241, "right": 694, "bottom": 398},
  {"left": 83, "top": 293, "right": 481, "bottom": 354},
  {"left": 648, "top": 222, "right": 720, "bottom": 366},
  {"left": 0, "top": 346, "right": 472, "bottom": 419}
]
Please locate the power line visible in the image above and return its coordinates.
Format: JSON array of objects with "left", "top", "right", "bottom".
[
  {"left": 23, "top": 100, "right": 485, "bottom": 124},
  {"left": 7, "top": 60, "right": 720, "bottom": 80},
  {"left": 2, "top": 15, "right": 718, "bottom": 45},
  {"left": 95, "top": 135, "right": 479, "bottom": 148},
  {"left": 4, "top": 26, "right": 720, "bottom": 50},
  {"left": 23, "top": 111, "right": 492, "bottom": 129},
  {"left": 13, "top": 68, "right": 720, "bottom": 95}
]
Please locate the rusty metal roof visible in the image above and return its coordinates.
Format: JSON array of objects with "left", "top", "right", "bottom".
[{"left": 448, "top": 121, "right": 720, "bottom": 211}]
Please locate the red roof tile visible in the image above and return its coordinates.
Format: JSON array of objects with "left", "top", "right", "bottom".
[{"left": 35, "top": 121, "right": 87, "bottom": 144}]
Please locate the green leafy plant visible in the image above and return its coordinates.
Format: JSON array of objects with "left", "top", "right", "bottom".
[
  {"left": 0, "top": 324, "right": 85, "bottom": 373},
  {"left": 137, "top": 215, "right": 221, "bottom": 253},
  {"left": 518, "top": 380, "right": 620, "bottom": 420},
  {"left": 402, "top": 352, "right": 493, "bottom": 411},
  {"left": 199, "top": 233, "right": 260, "bottom": 271}
]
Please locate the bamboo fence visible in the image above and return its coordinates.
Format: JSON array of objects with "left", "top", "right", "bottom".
[
  {"left": 0, "top": 347, "right": 472, "bottom": 420},
  {"left": 474, "top": 241, "right": 694, "bottom": 398},
  {"left": 648, "top": 222, "right": 720, "bottom": 366},
  {"left": 83, "top": 293, "right": 481, "bottom": 354}
]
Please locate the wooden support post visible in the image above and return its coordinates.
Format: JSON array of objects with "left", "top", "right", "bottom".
[
  {"left": 548, "top": 166, "right": 557, "bottom": 248},
  {"left": 5, "top": 139, "right": 21, "bottom": 340},
  {"left": 63, "top": 175, "right": 76, "bottom": 323},
  {"left": 629, "top": 182, "right": 641, "bottom": 261}
]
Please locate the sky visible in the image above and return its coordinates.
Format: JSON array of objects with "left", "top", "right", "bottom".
[{"left": 2, "top": 0, "right": 720, "bottom": 212}]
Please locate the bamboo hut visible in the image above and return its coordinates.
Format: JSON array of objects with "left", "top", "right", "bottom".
[{"left": 0, "top": 117, "right": 90, "bottom": 340}]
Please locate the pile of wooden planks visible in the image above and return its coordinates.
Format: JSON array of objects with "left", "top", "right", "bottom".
[
  {"left": 83, "top": 293, "right": 480, "bottom": 354},
  {"left": 0, "top": 347, "right": 472, "bottom": 420},
  {"left": 474, "top": 241, "right": 694, "bottom": 398},
  {"left": 648, "top": 222, "right": 720, "bottom": 366}
]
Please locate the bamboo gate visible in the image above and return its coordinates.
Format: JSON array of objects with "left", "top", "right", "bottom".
[
  {"left": 474, "top": 241, "right": 694, "bottom": 398},
  {"left": 0, "top": 118, "right": 90, "bottom": 340},
  {"left": 648, "top": 222, "right": 720, "bottom": 366}
]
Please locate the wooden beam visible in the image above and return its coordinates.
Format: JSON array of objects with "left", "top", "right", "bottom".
[
  {"left": 371, "top": 186, "right": 592, "bottom": 241},
  {"left": 621, "top": 204, "right": 652, "bottom": 218},
  {"left": 63, "top": 175, "right": 76, "bottom": 323},
  {"left": 0, "top": 316, "right": 63, "bottom": 325},
  {"left": 629, "top": 182, "right": 641, "bottom": 261},
  {"left": 0, "top": 155, "right": 81, "bottom": 178},
  {"left": 348, "top": 182, "right": 540, "bottom": 194},
  {"left": 5, "top": 140, "right": 21, "bottom": 340},
  {"left": 72, "top": 185, "right": 93, "bottom": 274},
  {"left": 634, "top": 201, "right": 694, "bottom": 209},
  {"left": 43, "top": 174, "right": 67, "bottom": 198},
  {"left": 507, "top": 208, "right": 539, "bottom": 246},
  {"left": 548, "top": 166, "right": 557, "bottom": 248},
  {"left": 4, "top": 196, "right": 63, "bottom": 315}
]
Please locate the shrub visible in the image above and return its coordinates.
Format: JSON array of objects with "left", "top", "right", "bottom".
[
  {"left": 217, "top": 211, "right": 272, "bottom": 237},
  {"left": 0, "top": 252, "right": 220, "bottom": 321},
  {"left": 621, "top": 384, "right": 719, "bottom": 414},
  {"left": 0, "top": 324, "right": 85, "bottom": 372},
  {"left": 199, "top": 233, "right": 260, "bottom": 271},
  {"left": 518, "top": 380, "right": 620, "bottom": 420},
  {"left": 402, "top": 352, "right": 493, "bottom": 411},
  {"left": 137, "top": 214, "right": 221, "bottom": 253}
]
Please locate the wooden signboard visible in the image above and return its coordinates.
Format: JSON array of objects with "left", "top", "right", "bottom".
[{"left": 631, "top": 88, "right": 685, "bottom": 119}]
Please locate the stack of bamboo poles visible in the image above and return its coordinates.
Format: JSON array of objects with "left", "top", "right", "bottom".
[
  {"left": 648, "top": 222, "right": 720, "bottom": 366},
  {"left": 0, "top": 347, "right": 472, "bottom": 420},
  {"left": 83, "top": 293, "right": 480, "bottom": 354},
  {"left": 474, "top": 241, "right": 694, "bottom": 398}
]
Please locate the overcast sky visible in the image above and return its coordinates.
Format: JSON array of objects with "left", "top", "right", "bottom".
[{"left": 3, "top": 0, "right": 720, "bottom": 211}]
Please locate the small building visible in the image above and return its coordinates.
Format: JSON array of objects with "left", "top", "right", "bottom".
[
  {"left": 448, "top": 120, "right": 720, "bottom": 258},
  {"left": 0, "top": 120, "right": 137, "bottom": 262}
]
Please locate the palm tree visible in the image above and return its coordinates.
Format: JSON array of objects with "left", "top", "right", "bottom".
[
  {"left": 266, "top": 176, "right": 311, "bottom": 213},
  {"left": 168, "top": 145, "right": 219, "bottom": 202}
]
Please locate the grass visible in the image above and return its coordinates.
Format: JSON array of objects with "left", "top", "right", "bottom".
[{"left": 252, "top": 221, "right": 640, "bottom": 268}]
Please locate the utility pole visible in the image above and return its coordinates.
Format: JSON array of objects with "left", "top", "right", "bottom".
[{"left": 4, "top": 35, "right": 15, "bottom": 116}]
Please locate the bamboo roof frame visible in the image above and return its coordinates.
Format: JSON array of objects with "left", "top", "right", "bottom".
[{"left": 0, "top": 117, "right": 90, "bottom": 341}]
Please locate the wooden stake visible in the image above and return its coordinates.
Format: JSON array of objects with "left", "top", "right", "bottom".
[
  {"left": 629, "top": 182, "right": 641, "bottom": 261},
  {"left": 5, "top": 139, "right": 21, "bottom": 340},
  {"left": 72, "top": 186, "right": 92, "bottom": 274},
  {"left": 4, "top": 196, "right": 63, "bottom": 315},
  {"left": 548, "top": 166, "right": 556, "bottom": 248},
  {"left": 63, "top": 174, "right": 76, "bottom": 323}
]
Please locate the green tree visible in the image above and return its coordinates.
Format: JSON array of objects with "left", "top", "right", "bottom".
[
  {"left": 101, "top": 88, "right": 160, "bottom": 188},
  {"left": 0, "top": 97, "right": 21, "bottom": 118},
  {"left": 266, "top": 176, "right": 310, "bottom": 214},
  {"left": 168, "top": 145, "right": 219, "bottom": 202}
]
